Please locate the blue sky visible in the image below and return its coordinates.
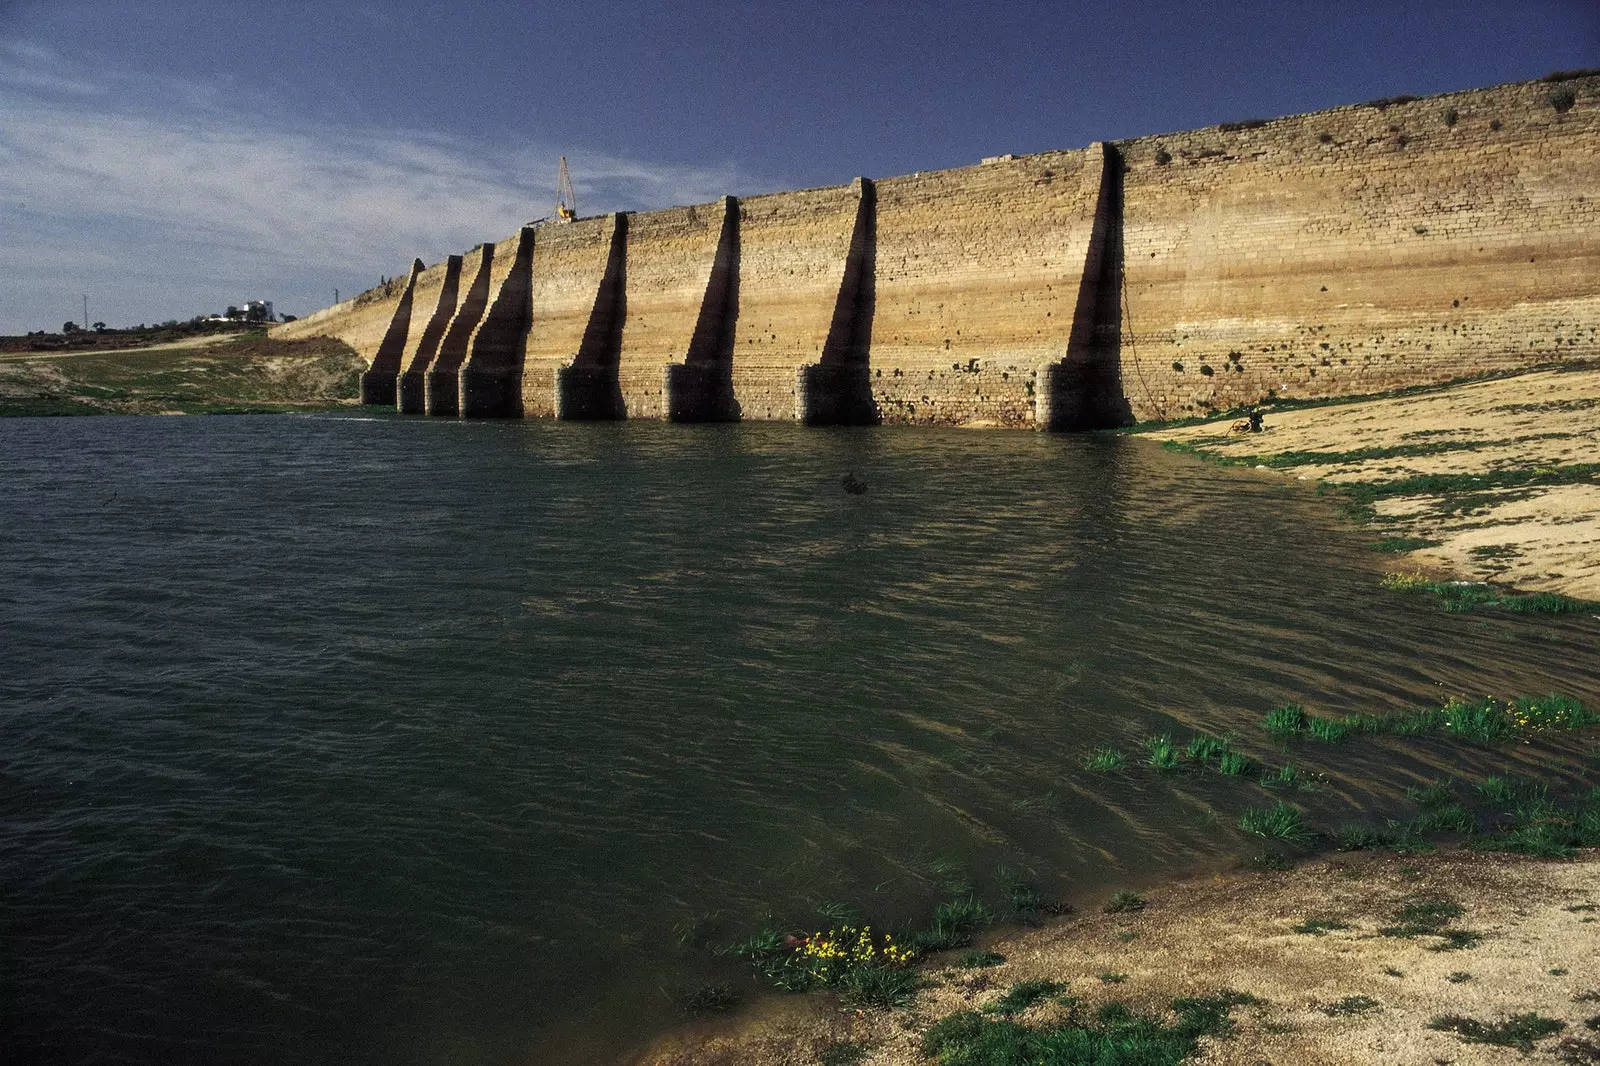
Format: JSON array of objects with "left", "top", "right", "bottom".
[{"left": 1, "top": 0, "right": 1596, "bottom": 333}]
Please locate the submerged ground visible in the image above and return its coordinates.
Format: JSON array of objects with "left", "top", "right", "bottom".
[
  {"left": 3, "top": 346, "right": 1597, "bottom": 1064},
  {"left": 1144, "top": 363, "right": 1600, "bottom": 601}
]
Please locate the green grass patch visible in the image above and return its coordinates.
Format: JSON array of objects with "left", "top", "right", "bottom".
[
  {"left": 1407, "top": 779, "right": 1457, "bottom": 809},
  {"left": 1320, "top": 994, "right": 1381, "bottom": 1016},
  {"left": 1427, "top": 1012, "right": 1565, "bottom": 1051},
  {"left": 1292, "top": 916, "right": 1351, "bottom": 936},
  {"left": 1082, "top": 746, "right": 1127, "bottom": 773},
  {"left": 984, "top": 979, "right": 1067, "bottom": 1017},
  {"left": 1472, "top": 786, "right": 1600, "bottom": 859},
  {"left": 913, "top": 897, "right": 995, "bottom": 953},
  {"left": 1217, "top": 750, "right": 1256, "bottom": 776},
  {"left": 1264, "top": 704, "right": 1307, "bottom": 736},
  {"left": 1379, "top": 896, "right": 1479, "bottom": 949},
  {"left": 923, "top": 991, "right": 1258, "bottom": 1066},
  {"left": 1143, "top": 734, "right": 1181, "bottom": 770},
  {"left": 675, "top": 981, "right": 739, "bottom": 1013},
  {"left": 1266, "top": 694, "right": 1597, "bottom": 746},
  {"left": 1102, "top": 891, "right": 1146, "bottom": 914},
  {"left": 839, "top": 964, "right": 920, "bottom": 1010},
  {"left": 1184, "top": 735, "right": 1231, "bottom": 762},
  {"left": 957, "top": 950, "right": 1006, "bottom": 969},
  {"left": 1413, "top": 804, "right": 1475, "bottom": 835},
  {"left": 1240, "top": 802, "right": 1313, "bottom": 844},
  {"left": 818, "top": 1042, "right": 867, "bottom": 1066}
]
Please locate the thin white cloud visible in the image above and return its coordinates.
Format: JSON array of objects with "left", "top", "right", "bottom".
[{"left": 0, "top": 42, "right": 770, "bottom": 331}]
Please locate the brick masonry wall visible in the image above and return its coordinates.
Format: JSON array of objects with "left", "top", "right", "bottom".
[
  {"left": 615, "top": 204, "right": 724, "bottom": 419},
  {"left": 728, "top": 184, "right": 860, "bottom": 420},
  {"left": 1115, "top": 76, "right": 1600, "bottom": 421},
  {"left": 865, "top": 146, "right": 1102, "bottom": 426},
  {"left": 273, "top": 76, "right": 1600, "bottom": 428},
  {"left": 521, "top": 215, "right": 615, "bottom": 417}
]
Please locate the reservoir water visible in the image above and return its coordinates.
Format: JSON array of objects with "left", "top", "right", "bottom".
[{"left": 3, "top": 415, "right": 1597, "bottom": 1064}]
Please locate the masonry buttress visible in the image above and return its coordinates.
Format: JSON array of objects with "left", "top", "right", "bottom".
[
  {"left": 460, "top": 228, "right": 536, "bottom": 418},
  {"left": 1038, "top": 142, "right": 1134, "bottom": 431},
  {"left": 361, "top": 259, "right": 424, "bottom": 405},
  {"left": 554, "top": 213, "right": 629, "bottom": 420},
  {"left": 426, "top": 244, "right": 494, "bottom": 417},
  {"left": 397, "top": 255, "right": 462, "bottom": 414},
  {"left": 664, "top": 197, "right": 741, "bottom": 422},
  {"left": 796, "top": 178, "right": 878, "bottom": 425}
]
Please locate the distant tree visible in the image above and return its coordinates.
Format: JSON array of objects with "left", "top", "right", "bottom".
[
  {"left": 280, "top": 314, "right": 298, "bottom": 323},
  {"left": 225, "top": 305, "right": 241, "bottom": 320},
  {"left": 92, "top": 321, "right": 107, "bottom": 332},
  {"left": 63, "top": 321, "right": 80, "bottom": 333}
]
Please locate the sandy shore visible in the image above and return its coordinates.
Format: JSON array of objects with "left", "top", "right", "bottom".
[
  {"left": 637, "top": 850, "right": 1600, "bottom": 1065},
  {"left": 1142, "top": 366, "right": 1600, "bottom": 600}
]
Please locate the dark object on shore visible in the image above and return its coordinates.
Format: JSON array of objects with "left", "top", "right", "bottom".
[
  {"left": 1230, "top": 409, "right": 1266, "bottom": 434},
  {"left": 841, "top": 472, "right": 868, "bottom": 495}
]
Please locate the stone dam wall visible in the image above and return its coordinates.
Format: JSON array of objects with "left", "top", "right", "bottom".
[{"left": 273, "top": 74, "right": 1600, "bottom": 427}]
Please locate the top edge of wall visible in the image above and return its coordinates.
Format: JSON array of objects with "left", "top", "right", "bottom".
[{"left": 1114, "top": 72, "right": 1600, "bottom": 148}]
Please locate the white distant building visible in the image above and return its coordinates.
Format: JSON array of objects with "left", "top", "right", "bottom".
[{"left": 209, "top": 300, "right": 276, "bottom": 323}]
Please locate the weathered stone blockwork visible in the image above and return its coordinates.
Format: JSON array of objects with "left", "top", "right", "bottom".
[
  {"left": 1116, "top": 77, "right": 1600, "bottom": 420},
  {"left": 273, "top": 75, "right": 1600, "bottom": 428}
]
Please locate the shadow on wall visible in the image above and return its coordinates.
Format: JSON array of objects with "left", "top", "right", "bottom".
[
  {"left": 799, "top": 177, "right": 879, "bottom": 426},
  {"left": 398, "top": 255, "right": 463, "bottom": 415},
  {"left": 1042, "top": 143, "right": 1135, "bottom": 431},
  {"left": 557, "top": 214, "right": 630, "bottom": 420},
  {"left": 666, "top": 197, "right": 742, "bottom": 422}
]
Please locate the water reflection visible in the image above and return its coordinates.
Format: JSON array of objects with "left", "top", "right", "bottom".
[{"left": 1, "top": 415, "right": 1595, "bottom": 1065}]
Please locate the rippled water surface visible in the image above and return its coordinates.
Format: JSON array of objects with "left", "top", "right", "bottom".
[{"left": 3, "top": 414, "right": 1597, "bottom": 1064}]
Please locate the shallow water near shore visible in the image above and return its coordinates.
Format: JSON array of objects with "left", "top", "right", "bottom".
[{"left": 3, "top": 414, "right": 1597, "bottom": 1065}]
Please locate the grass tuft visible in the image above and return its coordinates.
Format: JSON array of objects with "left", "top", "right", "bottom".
[
  {"left": 839, "top": 965, "right": 920, "bottom": 1010},
  {"left": 1217, "top": 750, "right": 1257, "bottom": 776},
  {"left": 1143, "top": 735, "right": 1181, "bottom": 770},
  {"left": 914, "top": 897, "right": 995, "bottom": 953},
  {"left": 1293, "top": 916, "right": 1351, "bottom": 936},
  {"left": 984, "top": 979, "right": 1067, "bottom": 1017},
  {"left": 1240, "top": 802, "right": 1313, "bottom": 844},
  {"left": 818, "top": 1043, "right": 867, "bottom": 1066},
  {"left": 956, "top": 950, "right": 1006, "bottom": 969},
  {"left": 1264, "top": 704, "right": 1308, "bottom": 736},
  {"left": 1083, "top": 746, "right": 1127, "bottom": 773},
  {"left": 1428, "top": 1012, "right": 1565, "bottom": 1051},
  {"left": 1103, "top": 891, "right": 1146, "bottom": 914},
  {"left": 1321, "top": 995, "right": 1381, "bottom": 1016}
]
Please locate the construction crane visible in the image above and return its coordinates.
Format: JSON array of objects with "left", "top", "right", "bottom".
[{"left": 555, "top": 156, "right": 577, "bottom": 223}]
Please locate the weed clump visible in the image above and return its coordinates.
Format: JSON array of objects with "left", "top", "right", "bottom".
[
  {"left": 1428, "top": 1012, "right": 1565, "bottom": 1051},
  {"left": 1143, "top": 735, "right": 1180, "bottom": 770},
  {"left": 913, "top": 897, "right": 994, "bottom": 953},
  {"left": 1293, "top": 916, "right": 1351, "bottom": 935},
  {"left": 924, "top": 991, "right": 1258, "bottom": 1066},
  {"left": 1240, "top": 802, "right": 1313, "bottom": 844},
  {"left": 1083, "top": 746, "right": 1127, "bottom": 773},
  {"left": 1473, "top": 786, "right": 1600, "bottom": 858},
  {"left": 1103, "top": 891, "right": 1146, "bottom": 914},
  {"left": 1321, "top": 994, "right": 1381, "bottom": 1016},
  {"left": 1265, "top": 704, "right": 1308, "bottom": 736},
  {"left": 957, "top": 950, "right": 1006, "bottom": 968},
  {"left": 726, "top": 922, "right": 917, "bottom": 997},
  {"left": 1264, "top": 694, "right": 1596, "bottom": 746},
  {"left": 985, "top": 979, "right": 1067, "bottom": 1017}
]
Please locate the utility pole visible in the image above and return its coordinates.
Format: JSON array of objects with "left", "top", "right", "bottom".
[
  {"left": 82, "top": 295, "right": 88, "bottom": 329},
  {"left": 334, "top": 289, "right": 340, "bottom": 305}
]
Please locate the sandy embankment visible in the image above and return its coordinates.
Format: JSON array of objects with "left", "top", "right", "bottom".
[
  {"left": 638, "top": 852, "right": 1600, "bottom": 1065},
  {"left": 1142, "top": 367, "right": 1600, "bottom": 600}
]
